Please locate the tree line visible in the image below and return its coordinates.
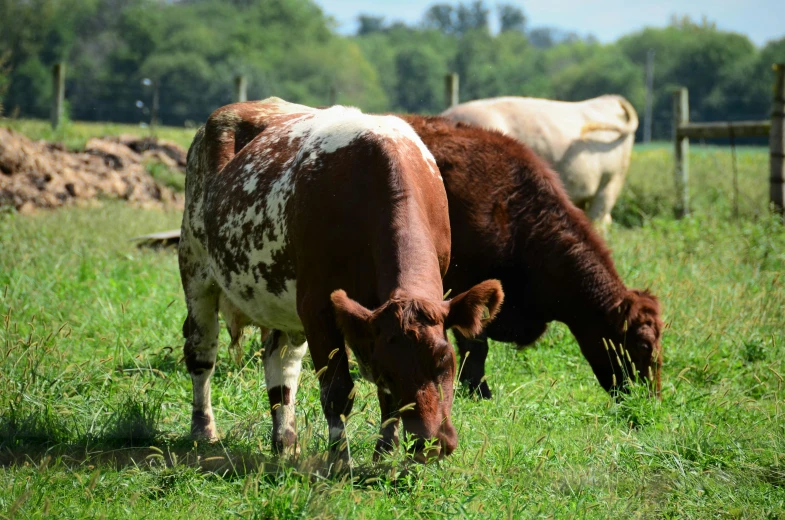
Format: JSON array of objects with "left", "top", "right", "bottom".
[{"left": 1, "top": 0, "right": 783, "bottom": 139}]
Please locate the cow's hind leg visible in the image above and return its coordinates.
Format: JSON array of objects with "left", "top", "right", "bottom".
[
  {"left": 219, "top": 294, "right": 252, "bottom": 365},
  {"left": 587, "top": 168, "right": 628, "bottom": 229},
  {"left": 182, "top": 281, "right": 221, "bottom": 441},
  {"left": 264, "top": 330, "right": 308, "bottom": 454},
  {"left": 455, "top": 331, "right": 492, "bottom": 399}
]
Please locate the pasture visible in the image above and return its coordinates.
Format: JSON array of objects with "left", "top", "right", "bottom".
[{"left": 1, "top": 122, "right": 784, "bottom": 518}]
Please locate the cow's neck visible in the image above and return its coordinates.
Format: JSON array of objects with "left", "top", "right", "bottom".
[
  {"left": 374, "top": 200, "right": 444, "bottom": 304},
  {"left": 514, "top": 214, "right": 626, "bottom": 328}
]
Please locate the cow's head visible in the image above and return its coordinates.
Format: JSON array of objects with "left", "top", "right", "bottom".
[
  {"left": 331, "top": 280, "right": 504, "bottom": 462},
  {"left": 576, "top": 289, "right": 663, "bottom": 398}
]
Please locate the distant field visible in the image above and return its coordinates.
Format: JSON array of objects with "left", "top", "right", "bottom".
[
  {"left": 1, "top": 118, "right": 197, "bottom": 151},
  {"left": 1, "top": 122, "right": 784, "bottom": 517},
  {"left": 1, "top": 119, "right": 772, "bottom": 219}
]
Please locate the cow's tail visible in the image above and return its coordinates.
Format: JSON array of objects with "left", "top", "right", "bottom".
[{"left": 580, "top": 96, "right": 639, "bottom": 138}]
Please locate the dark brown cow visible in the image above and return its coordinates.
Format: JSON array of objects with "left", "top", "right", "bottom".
[
  {"left": 179, "top": 98, "right": 503, "bottom": 464},
  {"left": 399, "top": 115, "right": 663, "bottom": 399}
]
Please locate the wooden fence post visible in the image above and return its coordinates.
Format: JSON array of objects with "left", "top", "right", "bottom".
[
  {"left": 644, "top": 49, "right": 655, "bottom": 143},
  {"left": 328, "top": 85, "right": 336, "bottom": 106},
  {"left": 673, "top": 87, "right": 690, "bottom": 217},
  {"left": 444, "top": 73, "right": 459, "bottom": 109},
  {"left": 51, "top": 63, "right": 65, "bottom": 129},
  {"left": 150, "top": 79, "right": 159, "bottom": 133},
  {"left": 234, "top": 75, "right": 247, "bottom": 103},
  {"left": 771, "top": 63, "right": 785, "bottom": 218}
]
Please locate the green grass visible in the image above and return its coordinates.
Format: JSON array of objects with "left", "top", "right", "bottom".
[
  {"left": 1, "top": 146, "right": 784, "bottom": 518},
  {"left": 0, "top": 118, "right": 197, "bottom": 151}
]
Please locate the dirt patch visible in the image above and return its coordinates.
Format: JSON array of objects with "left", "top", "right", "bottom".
[{"left": 0, "top": 128, "right": 186, "bottom": 213}]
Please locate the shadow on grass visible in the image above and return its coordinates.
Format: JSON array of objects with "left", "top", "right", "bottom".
[
  {"left": 612, "top": 190, "right": 674, "bottom": 228},
  {"left": 0, "top": 401, "right": 416, "bottom": 486},
  {"left": 117, "top": 346, "right": 182, "bottom": 375},
  {"left": 0, "top": 435, "right": 418, "bottom": 488}
]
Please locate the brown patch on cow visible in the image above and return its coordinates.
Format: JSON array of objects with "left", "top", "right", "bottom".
[
  {"left": 185, "top": 358, "right": 214, "bottom": 373},
  {"left": 267, "top": 385, "right": 292, "bottom": 407}
]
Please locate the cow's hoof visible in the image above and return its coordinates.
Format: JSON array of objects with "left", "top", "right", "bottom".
[
  {"left": 373, "top": 437, "right": 398, "bottom": 462},
  {"left": 191, "top": 411, "right": 218, "bottom": 441},
  {"left": 273, "top": 438, "right": 301, "bottom": 458},
  {"left": 462, "top": 380, "right": 492, "bottom": 399},
  {"left": 327, "top": 450, "right": 352, "bottom": 476}
]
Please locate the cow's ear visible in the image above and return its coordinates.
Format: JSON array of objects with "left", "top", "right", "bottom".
[
  {"left": 444, "top": 280, "right": 504, "bottom": 337},
  {"left": 331, "top": 290, "right": 374, "bottom": 347}
]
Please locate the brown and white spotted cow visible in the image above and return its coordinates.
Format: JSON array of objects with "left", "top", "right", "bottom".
[{"left": 179, "top": 98, "right": 504, "bottom": 463}]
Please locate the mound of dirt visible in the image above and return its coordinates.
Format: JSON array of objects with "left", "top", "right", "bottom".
[
  {"left": 105, "top": 134, "right": 188, "bottom": 169},
  {"left": 0, "top": 128, "right": 185, "bottom": 213}
]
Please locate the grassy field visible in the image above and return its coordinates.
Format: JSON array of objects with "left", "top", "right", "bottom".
[
  {"left": 1, "top": 118, "right": 197, "bottom": 151},
  {"left": 1, "top": 122, "right": 785, "bottom": 518}
]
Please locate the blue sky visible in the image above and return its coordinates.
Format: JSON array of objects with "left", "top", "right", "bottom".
[{"left": 317, "top": 0, "right": 784, "bottom": 47}]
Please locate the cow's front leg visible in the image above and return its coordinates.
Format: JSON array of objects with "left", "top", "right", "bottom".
[
  {"left": 318, "top": 348, "right": 354, "bottom": 466},
  {"left": 264, "top": 330, "right": 308, "bottom": 455},
  {"left": 374, "top": 386, "right": 400, "bottom": 460},
  {"left": 454, "top": 330, "right": 492, "bottom": 399},
  {"left": 182, "top": 284, "right": 221, "bottom": 441},
  {"left": 300, "top": 296, "right": 355, "bottom": 469}
]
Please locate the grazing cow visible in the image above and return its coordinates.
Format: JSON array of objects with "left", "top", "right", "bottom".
[
  {"left": 442, "top": 95, "right": 638, "bottom": 227},
  {"left": 179, "top": 98, "right": 504, "bottom": 463},
  {"left": 400, "top": 115, "right": 661, "bottom": 399}
]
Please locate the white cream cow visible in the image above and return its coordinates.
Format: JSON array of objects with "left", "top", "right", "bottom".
[{"left": 443, "top": 95, "right": 638, "bottom": 227}]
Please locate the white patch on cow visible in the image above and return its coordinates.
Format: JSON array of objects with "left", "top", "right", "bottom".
[
  {"left": 283, "top": 106, "right": 441, "bottom": 179},
  {"left": 242, "top": 174, "right": 258, "bottom": 194},
  {"left": 380, "top": 387, "right": 392, "bottom": 395},
  {"left": 265, "top": 335, "right": 308, "bottom": 441},
  {"left": 264, "top": 335, "right": 308, "bottom": 390},
  {"left": 191, "top": 369, "right": 214, "bottom": 420},
  {"left": 329, "top": 426, "right": 345, "bottom": 443}
]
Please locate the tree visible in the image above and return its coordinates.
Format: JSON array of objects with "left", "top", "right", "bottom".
[
  {"left": 618, "top": 18, "right": 759, "bottom": 137},
  {"left": 0, "top": 52, "right": 10, "bottom": 115},
  {"left": 498, "top": 4, "right": 525, "bottom": 33},
  {"left": 423, "top": 4, "right": 455, "bottom": 34},
  {"left": 551, "top": 46, "right": 645, "bottom": 109},
  {"left": 357, "top": 15, "right": 385, "bottom": 36},
  {"left": 455, "top": 1, "right": 490, "bottom": 35},
  {"left": 394, "top": 46, "right": 446, "bottom": 113}
]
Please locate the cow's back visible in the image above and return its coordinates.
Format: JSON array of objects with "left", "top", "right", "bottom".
[
  {"left": 443, "top": 96, "right": 632, "bottom": 163},
  {"left": 443, "top": 95, "right": 637, "bottom": 211}
]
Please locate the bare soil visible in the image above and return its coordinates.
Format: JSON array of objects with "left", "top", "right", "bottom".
[{"left": 0, "top": 128, "right": 185, "bottom": 213}]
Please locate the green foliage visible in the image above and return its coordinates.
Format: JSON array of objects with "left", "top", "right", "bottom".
[
  {"left": 2, "top": 118, "right": 196, "bottom": 150},
  {"left": 0, "top": 52, "right": 9, "bottom": 115},
  {"left": 145, "top": 160, "right": 186, "bottom": 193},
  {"left": 551, "top": 45, "right": 645, "bottom": 108},
  {"left": 498, "top": 4, "right": 526, "bottom": 33},
  {"left": 0, "top": 0, "right": 386, "bottom": 124},
  {"left": 0, "top": 1, "right": 782, "bottom": 137},
  {"left": 394, "top": 46, "right": 447, "bottom": 113}
]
